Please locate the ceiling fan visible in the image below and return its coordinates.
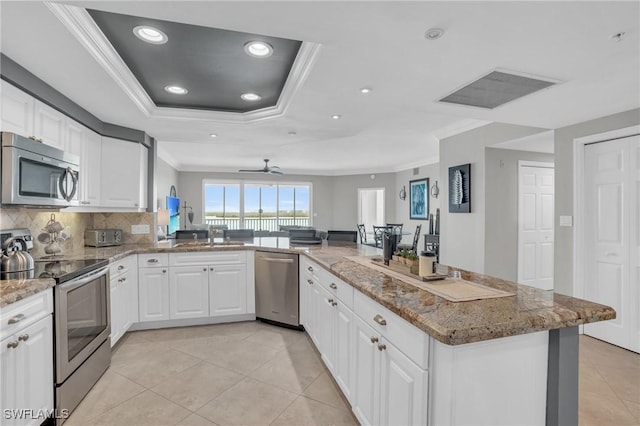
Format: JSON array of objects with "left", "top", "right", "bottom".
[{"left": 238, "top": 159, "right": 284, "bottom": 175}]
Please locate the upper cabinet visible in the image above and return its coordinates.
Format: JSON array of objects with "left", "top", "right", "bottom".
[
  {"left": 80, "top": 128, "right": 102, "bottom": 206},
  {"left": 101, "top": 137, "right": 147, "bottom": 209},
  {"left": 33, "top": 100, "right": 66, "bottom": 150},
  {"left": 0, "top": 80, "right": 34, "bottom": 136}
]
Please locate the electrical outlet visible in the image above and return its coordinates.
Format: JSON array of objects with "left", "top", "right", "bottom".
[
  {"left": 131, "top": 224, "right": 150, "bottom": 234},
  {"left": 559, "top": 216, "right": 573, "bottom": 227}
]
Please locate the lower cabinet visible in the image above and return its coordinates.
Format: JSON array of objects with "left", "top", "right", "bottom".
[
  {"left": 300, "top": 257, "right": 428, "bottom": 426},
  {"left": 0, "top": 291, "right": 53, "bottom": 426},
  {"left": 209, "top": 264, "right": 247, "bottom": 316},
  {"left": 138, "top": 262, "right": 170, "bottom": 322},
  {"left": 110, "top": 255, "right": 138, "bottom": 346},
  {"left": 169, "top": 266, "right": 209, "bottom": 319}
]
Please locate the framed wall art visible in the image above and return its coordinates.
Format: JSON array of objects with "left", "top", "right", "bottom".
[
  {"left": 449, "top": 163, "right": 471, "bottom": 213},
  {"left": 409, "top": 178, "right": 429, "bottom": 220}
]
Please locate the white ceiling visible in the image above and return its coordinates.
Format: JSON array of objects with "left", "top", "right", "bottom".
[{"left": 1, "top": 1, "right": 638, "bottom": 175}]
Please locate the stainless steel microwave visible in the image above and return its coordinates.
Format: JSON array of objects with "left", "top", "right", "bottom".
[{"left": 1, "top": 132, "right": 80, "bottom": 207}]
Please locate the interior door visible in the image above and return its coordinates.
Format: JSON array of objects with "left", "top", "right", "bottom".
[
  {"left": 583, "top": 135, "right": 639, "bottom": 353},
  {"left": 518, "top": 164, "right": 555, "bottom": 290},
  {"left": 358, "top": 188, "right": 385, "bottom": 238}
]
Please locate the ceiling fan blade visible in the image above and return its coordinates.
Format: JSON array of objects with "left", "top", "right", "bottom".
[
  {"left": 238, "top": 169, "right": 264, "bottom": 173},
  {"left": 268, "top": 169, "right": 284, "bottom": 175}
]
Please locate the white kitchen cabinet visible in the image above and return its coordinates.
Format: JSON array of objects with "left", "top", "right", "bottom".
[
  {"left": 351, "top": 315, "right": 427, "bottom": 426},
  {"left": 170, "top": 266, "right": 210, "bottom": 319},
  {"left": 300, "top": 258, "right": 319, "bottom": 346},
  {"left": 33, "top": 99, "right": 66, "bottom": 150},
  {"left": 0, "top": 291, "right": 53, "bottom": 426},
  {"left": 101, "top": 137, "right": 147, "bottom": 209},
  {"left": 138, "top": 254, "right": 170, "bottom": 322},
  {"left": 334, "top": 298, "right": 355, "bottom": 402},
  {"left": 209, "top": 264, "right": 247, "bottom": 316},
  {"left": 109, "top": 256, "right": 139, "bottom": 346},
  {"left": 1, "top": 80, "right": 34, "bottom": 136},
  {"left": 315, "top": 283, "right": 335, "bottom": 370},
  {"left": 80, "top": 128, "right": 102, "bottom": 206},
  {"left": 65, "top": 117, "right": 83, "bottom": 157}
]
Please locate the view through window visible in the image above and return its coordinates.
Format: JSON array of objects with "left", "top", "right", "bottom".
[{"left": 204, "top": 181, "right": 311, "bottom": 231}]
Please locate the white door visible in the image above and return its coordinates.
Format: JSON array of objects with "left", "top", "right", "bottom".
[
  {"left": 358, "top": 188, "right": 385, "bottom": 243},
  {"left": 584, "top": 135, "right": 639, "bottom": 353},
  {"left": 518, "top": 164, "right": 555, "bottom": 290}
]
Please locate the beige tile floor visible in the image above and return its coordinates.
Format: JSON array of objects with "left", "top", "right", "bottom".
[{"left": 65, "top": 323, "right": 639, "bottom": 426}]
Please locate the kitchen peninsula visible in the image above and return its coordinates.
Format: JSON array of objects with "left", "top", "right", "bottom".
[{"left": 1, "top": 239, "right": 615, "bottom": 426}]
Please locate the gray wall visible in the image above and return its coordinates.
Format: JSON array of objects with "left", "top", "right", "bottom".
[
  {"left": 484, "top": 148, "right": 554, "bottom": 281},
  {"left": 553, "top": 108, "right": 640, "bottom": 296},
  {"left": 394, "top": 163, "right": 440, "bottom": 247},
  {"left": 330, "top": 173, "right": 396, "bottom": 231},
  {"left": 156, "top": 157, "right": 179, "bottom": 210},
  {"left": 439, "top": 123, "right": 548, "bottom": 273}
]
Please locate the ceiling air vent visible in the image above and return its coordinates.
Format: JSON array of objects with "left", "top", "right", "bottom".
[{"left": 439, "top": 70, "right": 558, "bottom": 109}]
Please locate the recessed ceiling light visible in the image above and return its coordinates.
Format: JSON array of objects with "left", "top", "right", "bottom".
[
  {"left": 244, "top": 41, "right": 274, "bottom": 58},
  {"left": 164, "top": 85, "right": 188, "bottom": 95},
  {"left": 241, "top": 93, "right": 262, "bottom": 101},
  {"left": 210, "top": 133, "right": 218, "bottom": 138},
  {"left": 133, "top": 26, "right": 168, "bottom": 44},
  {"left": 331, "top": 114, "right": 341, "bottom": 120},
  {"left": 360, "top": 87, "right": 373, "bottom": 94},
  {"left": 425, "top": 28, "right": 444, "bottom": 40}
]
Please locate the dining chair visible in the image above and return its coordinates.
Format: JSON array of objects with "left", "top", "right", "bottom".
[
  {"left": 326, "top": 230, "right": 358, "bottom": 242},
  {"left": 372, "top": 225, "right": 391, "bottom": 248},
  {"left": 398, "top": 224, "right": 422, "bottom": 253},
  {"left": 357, "top": 224, "right": 367, "bottom": 244},
  {"left": 223, "top": 229, "right": 255, "bottom": 241}
]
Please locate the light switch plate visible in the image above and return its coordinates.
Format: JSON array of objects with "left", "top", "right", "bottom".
[
  {"left": 559, "top": 216, "right": 573, "bottom": 227},
  {"left": 131, "top": 224, "right": 150, "bottom": 234}
]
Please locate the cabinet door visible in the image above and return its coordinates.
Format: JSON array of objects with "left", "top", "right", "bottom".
[
  {"left": 110, "top": 281, "right": 123, "bottom": 346},
  {"left": 334, "top": 300, "right": 354, "bottom": 403},
  {"left": 209, "top": 264, "right": 247, "bottom": 316},
  {"left": 306, "top": 279, "right": 321, "bottom": 347},
  {"left": 352, "top": 316, "right": 380, "bottom": 426},
  {"left": 315, "top": 284, "right": 335, "bottom": 372},
  {"left": 378, "top": 338, "right": 428, "bottom": 426},
  {"left": 81, "top": 128, "right": 102, "bottom": 206},
  {"left": 100, "top": 137, "right": 143, "bottom": 208},
  {"left": 0, "top": 335, "right": 19, "bottom": 426},
  {"left": 33, "top": 100, "right": 66, "bottom": 149},
  {"left": 125, "top": 268, "right": 139, "bottom": 328},
  {"left": 138, "top": 268, "right": 170, "bottom": 322},
  {"left": 0, "top": 80, "right": 34, "bottom": 136},
  {"left": 138, "top": 145, "right": 148, "bottom": 209},
  {"left": 65, "top": 118, "right": 83, "bottom": 157},
  {"left": 170, "top": 266, "right": 210, "bottom": 319},
  {"left": 17, "top": 315, "right": 54, "bottom": 426}
]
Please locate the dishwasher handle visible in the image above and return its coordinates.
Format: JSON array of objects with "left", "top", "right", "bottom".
[{"left": 260, "top": 257, "right": 295, "bottom": 264}]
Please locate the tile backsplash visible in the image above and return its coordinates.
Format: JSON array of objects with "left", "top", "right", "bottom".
[{"left": 0, "top": 208, "right": 156, "bottom": 257}]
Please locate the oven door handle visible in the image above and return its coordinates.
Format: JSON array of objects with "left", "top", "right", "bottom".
[{"left": 58, "top": 265, "right": 109, "bottom": 291}]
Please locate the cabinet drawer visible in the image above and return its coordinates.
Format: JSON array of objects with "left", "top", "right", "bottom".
[
  {"left": 138, "top": 253, "right": 169, "bottom": 267},
  {"left": 317, "top": 269, "right": 354, "bottom": 308},
  {"left": 169, "top": 251, "right": 246, "bottom": 266},
  {"left": 354, "top": 289, "right": 429, "bottom": 369},
  {"left": 0, "top": 290, "right": 53, "bottom": 340},
  {"left": 109, "top": 255, "right": 138, "bottom": 279}
]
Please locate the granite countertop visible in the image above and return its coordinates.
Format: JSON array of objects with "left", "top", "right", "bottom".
[
  {"left": 0, "top": 238, "right": 615, "bottom": 345},
  {"left": 0, "top": 278, "right": 55, "bottom": 308}
]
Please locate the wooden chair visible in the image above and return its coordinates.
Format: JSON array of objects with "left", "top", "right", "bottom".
[
  {"left": 357, "top": 224, "right": 367, "bottom": 244},
  {"left": 398, "top": 224, "right": 422, "bottom": 253}
]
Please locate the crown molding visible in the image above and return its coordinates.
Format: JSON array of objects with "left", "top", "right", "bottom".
[{"left": 45, "top": 2, "right": 321, "bottom": 123}]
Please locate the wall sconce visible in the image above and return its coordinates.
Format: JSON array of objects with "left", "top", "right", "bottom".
[
  {"left": 399, "top": 185, "right": 407, "bottom": 201},
  {"left": 431, "top": 180, "right": 440, "bottom": 199}
]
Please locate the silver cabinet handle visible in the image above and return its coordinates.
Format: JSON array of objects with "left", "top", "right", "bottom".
[
  {"left": 307, "top": 266, "right": 313, "bottom": 272},
  {"left": 118, "top": 265, "right": 125, "bottom": 270},
  {"left": 18, "top": 334, "right": 29, "bottom": 342},
  {"left": 330, "top": 283, "right": 338, "bottom": 290},
  {"left": 162, "top": 269, "right": 167, "bottom": 273},
  {"left": 8, "top": 314, "right": 25, "bottom": 325},
  {"left": 117, "top": 277, "right": 123, "bottom": 283},
  {"left": 327, "top": 298, "right": 334, "bottom": 305},
  {"left": 331, "top": 301, "right": 338, "bottom": 307},
  {"left": 374, "top": 314, "right": 387, "bottom": 326},
  {"left": 148, "top": 258, "right": 159, "bottom": 263},
  {"left": 307, "top": 279, "right": 313, "bottom": 285},
  {"left": 121, "top": 277, "right": 127, "bottom": 282},
  {"left": 377, "top": 343, "right": 387, "bottom": 351},
  {"left": 7, "top": 341, "right": 19, "bottom": 349},
  {"left": 370, "top": 336, "right": 379, "bottom": 343},
  {"left": 262, "top": 258, "right": 294, "bottom": 264}
]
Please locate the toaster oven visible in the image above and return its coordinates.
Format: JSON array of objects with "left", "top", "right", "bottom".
[{"left": 84, "top": 229, "right": 123, "bottom": 247}]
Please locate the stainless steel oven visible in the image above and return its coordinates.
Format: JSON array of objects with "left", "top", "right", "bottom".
[
  {"left": 1, "top": 132, "right": 79, "bottom": 207},
  {"left": 51, "top": 262, "right": 110, "bottom": 423}
]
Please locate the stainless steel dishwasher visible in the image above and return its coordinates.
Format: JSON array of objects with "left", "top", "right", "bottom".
[{"left": 255, "top": 251, "right": 301, "bottom": 329}]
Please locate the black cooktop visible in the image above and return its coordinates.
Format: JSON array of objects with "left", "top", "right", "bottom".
[{"left": 33, "top": 258, "right": 109, "bottom": 284}]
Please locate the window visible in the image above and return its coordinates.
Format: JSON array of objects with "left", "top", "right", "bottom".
[{"left": 203, "top": 180, "right": 311, "bottom": 231}]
